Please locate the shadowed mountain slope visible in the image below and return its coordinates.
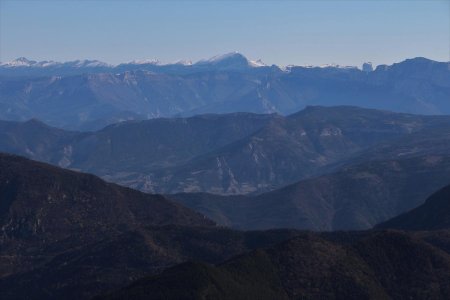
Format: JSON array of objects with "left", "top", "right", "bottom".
[
  {"left": 0, "top": 153, "right": 307, "bottom": 299},
  {"left": 376, "top": 184, "right": 450, "bottom": 230},
  {"left": 0, "top": 118, "right": 81, "bottom": 164},
  {"left": 0, "top": 112, "right": 276, "bottom": 183},
  {"left": 97, "top": 230, "right": 450, "bottom": 300},
  {"left": 0, "top": 225, "right": 302, "bottom": 300},
  {"left": 70, "top": 112, "right": 276, "bottom": 175},
  {"left": 0, "top": 153, "right": 212, "bottom": 244},
  {"left": 0, "top": 153, "right": 213, "bottom": 281},
  {"left": 172, "top": 155, "right": 450, "bottom": 230}
]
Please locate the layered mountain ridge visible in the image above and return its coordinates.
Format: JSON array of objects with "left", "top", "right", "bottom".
[
  {"left": 1, "top": 52, "right": 450, "bottom": 300},
  {"left": 1, "top": 55, "right": 449, "bottom": 129},
  {"left": 3, "top": 152, "right": 450, "bottom": 299},
  {"left": 3, "top": 106, "right": 450, "bottom": 231},
  {"left": 172, "top": 155, "right": 450, "bottom": 230},
  {"left": 94, "top": 178, "right": 450, "bottom": 299},
  {"left": 0, "top": 153, "right": 305, "bottom": 299},
  {"left": 3, "top": 106, "right": 450, "bottom": 196}
]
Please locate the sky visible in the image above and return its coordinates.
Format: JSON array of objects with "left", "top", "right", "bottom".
[{"left": 0, "top": 0, "right": 449, "bottom": 67}]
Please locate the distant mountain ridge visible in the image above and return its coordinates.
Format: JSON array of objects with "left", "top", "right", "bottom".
[
  {"left": 0, "top": 52, "right": 271, "bottom": 76},
  {"left": 3, "top": 106, "right": 450, "bottom": 196},
  {"left": 2, "top": 106, "right": 450, "bottom": 231},
  {"left": 0, "top": 55, "right": 448, "bottom": 129},
  {"left": 4, "top": 53, "right": 441, "bottom": 75},
  {"left": 147, "top": 105, "right": 450, "bottom": 194},
  {"left": 0, "top": 52, "right": 370, "bottom": 74}
]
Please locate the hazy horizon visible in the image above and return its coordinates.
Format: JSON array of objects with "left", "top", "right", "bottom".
[{"left": 1, "top": 0, "right": 448, "bottom": 67}]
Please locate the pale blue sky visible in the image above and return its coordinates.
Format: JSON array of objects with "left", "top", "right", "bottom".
[{"left": 0, "top": 0, "right": 449, "bottom": 66}]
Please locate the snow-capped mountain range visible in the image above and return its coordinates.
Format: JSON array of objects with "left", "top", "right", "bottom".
[
  {"left": 0, "top": 55, "right": 448, "bottom": 131},
  {"left": 0, "top": 52, "right": 279, "bottom": 76},
  {"left": 0, "top": 52, "right": 380, "bottom": 78},
  {"left": 0, "top": 52, "right": 371, "bottom": 71},
  {"left": 1, "top": 52, "right": 268, "bottom": 68},
  {"left": 1, "top": 57, "right": 112, "bottom": 68}
]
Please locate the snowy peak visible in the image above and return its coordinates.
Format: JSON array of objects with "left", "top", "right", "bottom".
[
  {"left": 195, "top": 52, "right": 267, "bottom": 69},
  {"left": 126, "top": 59, "right": 162, "bottom": 66},
  {"left": 205, "top": 52, "right": 242, "bottom": 61},
  {"left": 196, "top": 52, "right": 247, "bottom": 65},
  {"left": 1, "top": 57, "right": 37, "bottom": 67},
  {"left": 0, "top": 57, "right": 60, "bottom": 68}
]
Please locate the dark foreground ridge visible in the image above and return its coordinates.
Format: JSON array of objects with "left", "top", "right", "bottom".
[
  {"left": 2, "top": 153, "right": 450, "bottom": 299},
  {"left": 0, "top": 153, "right": 304, "bottom": 299},
  {"left": 0, "top": 153, "right": 212, "bottom": 299},
  {"left": 96, "top": 181, "right": 450, "bottom": 299},
  {"left": 0, "top": 152, "right": 213, "bottom": 241},
  {"left": 97, "top": 230, "right": 450, "bottom": 300}
]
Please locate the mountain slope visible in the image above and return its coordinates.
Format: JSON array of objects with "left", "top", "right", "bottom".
[
  {"left": 172, "top": 155, "right": 450, "bottom": 230},
  {"left": 0, "top": 112, "right": 275, "bottom": 174},
  {"left": 0, "top": 118, "right": 81, "bottom": 165},
  {"left": 97, "top": 230, "right": 450, "bottom": 300},
  {"left": 376, "top": 184, "right": 450, "bottom": 230},
  {"left": 0, "top": 153, "right": 307, "bottom": 300},
  {"left": 0, "top": 153, "right": 212, "bottom": 246},
  {"left": 2, "top": 106, "right": 450, "bottom": 196},
  {"left": 70, "top": 112, "right": 276, "bottom": 175},
  {"left": 134, "top": 106, "right": 450, "bottom": 194},
  {"left": 0, "top": 153, "right": 216, "bottom": 297},
  {"left": 0, "top": 225, "right": 301, "bottom": 300}
]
